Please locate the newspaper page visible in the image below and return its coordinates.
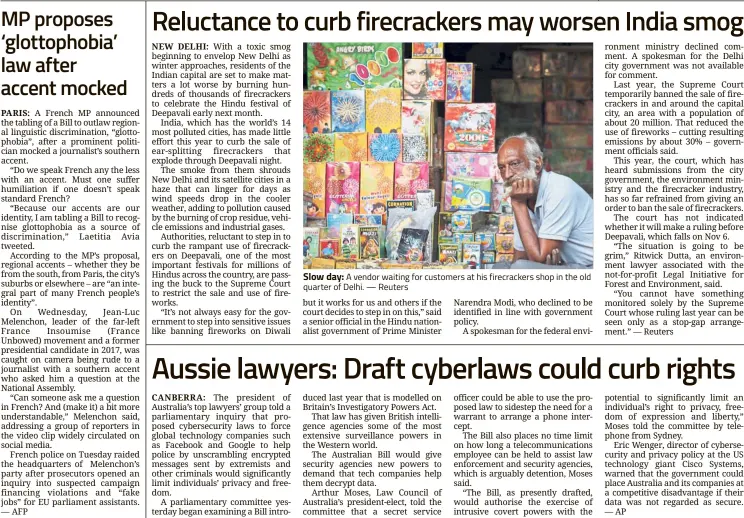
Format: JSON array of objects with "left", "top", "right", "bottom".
[{"left": 1, "top": 1, "right": 743, "bottom": 517}]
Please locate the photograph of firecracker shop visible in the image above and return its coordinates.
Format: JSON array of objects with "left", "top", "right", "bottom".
[{"left": 302, "top": 42, "right": 593, "bottom": 270}]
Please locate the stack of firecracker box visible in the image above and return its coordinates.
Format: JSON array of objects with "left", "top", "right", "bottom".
[
  {"left": 491, "top": 47, "right": 593, "bottom": 197},
  {"left": 302, "top": 42, "right": 516, "bottom": 269}
]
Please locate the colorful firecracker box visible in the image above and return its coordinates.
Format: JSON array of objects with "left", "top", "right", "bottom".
[
  {"left": 403, "top": 59, "right": 446, "bottom": 101},
  {"left": 366, "top": 88, "right": 402, "bottom": 133},
  {"left": 319, "top": 238, "right": 340, "bottom": 258},
  {"left": 402, "top": 134, "right": 428, "bottom": 163},
  {"left": 359, "top": 162, "right": 394, "bottom": 215},
  {"left": 438, "top": 212, "right": 455, "bottom": 241},
  {"left": 451, "top": 211, "right": 487, "bottom": 233},
  {"left": 401, "top": 100, "right": 434, "bottom": 135},
  {"left": 490, "top": 182, "right": 505, "bottom": 212},
  {"left": 331, "top": 90, "right": 366, "bottom": 133},
  {"left": 451, "top": 176, "right": 492, "bottom": 211},
  {"left": 414, "top": 189, "right": 436, "bottom": 211},
  {"left": 397, "top": 228, "right": 429, "bottom": 262},
  {"left": 303, "top": 91, "right": 331, "bottom": 134},
  {"left": 482, "top": 251, "right": 496, "bottom": 264},
  {"left": 311, "top": 257, "right": 336, "bottom": 269},
  {"left": 394, "top": 162, "right": 430, "bottom": 200},
  {"left": 446, "top": 152, "right": 499, "bottom": 180},
  {"left": 414, "top": 189, "right": 436, "bottom": 263},
  {"left": 475, "top": 232, "right": 496, "bottom": 251},
  {"left": 412, "top": 42, "right": 443, "bottom": 59},
  {"left": 386, "top": 199, "right": 415, "bottom": 213},
  {"left": 462, "top": 242, "right": 482, "bottom": 269},
  {"left": 303, "top": 162, "right": 326, "bottom": 218},
  {"left": 444, "top": 103, "right": 497, "bottom": 152},
  {"left": 334, "top": 133, "right": 368, "bottom": 162},
  {"left": 496, "top": 234, "right": 515, "bottom": 254},
  {"left": 441, "top": 181, "right": 453, "bottom": 211},
  {"left": 354, "top": 214, "right": 383, "bottom": 226},
  {"left": 446, "top": 63, "right": 474, "bottom": 103},
  {"left": 402, "top": 100, "right": 434, "bottom": 163},
  {"left": 495, "top": 253, "right": 513, "bottom": 265},
  {"left": 306, "top": 219, "right": 325, "bottom": 231},
  {"left": 359, "top": 226, "right": 384, "bottom": 260},
  {"left": 303, "top": 228, "right": 320, "bottom": 258},
  {"left": 453, "top": 233, "right": 474, "bottom": 246},
  {"left": 340, "top": 224, "right": 360, "bottom": 260},
  {"left": 326, "top": 213, "right": 353, "bottom": 239},
  {"left": 335, "top": 259, "right": 357, "bottom": 269},
  {"left": 500, "top": 198, "right": 513, "bottom": 214},
  {"left": 325, "top": 162, "right": 360, "bottom": 215},
  {"left": 303, "top": 133, "right": 334, "bottom": 163},
  {"left": 439, "top": 243, "right": 460, "bottom": 264},
  {"left": 306, "top": 43, "right": 403, "bottom": 91},
  {"left": 499, "top": 214, "right": 515, "bottom": 234},
  {"left": 368, "top": 133, "right": 402, "bottom": 162}
]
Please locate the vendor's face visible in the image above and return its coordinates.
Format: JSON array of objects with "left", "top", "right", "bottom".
[
  {"left": 497, "top": 140, "right": 540, "bottom": 182},
  {"left": 404, "top": 61, "right": 427, "bottom": 96}
]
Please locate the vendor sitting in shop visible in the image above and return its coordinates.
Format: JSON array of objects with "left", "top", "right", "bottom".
[{"left": 497, "top": 134, "right": 594, "bottom": 268}]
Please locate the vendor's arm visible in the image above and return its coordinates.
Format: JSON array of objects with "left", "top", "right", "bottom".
[{"left": 511, "top": 178, "right": 563, "bottom": 264}]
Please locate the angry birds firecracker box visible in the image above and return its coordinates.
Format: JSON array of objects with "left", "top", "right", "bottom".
[
  {"left": 325, "top": 162, "right": 360, "bottom": 215},
  {"left": 303, "top": 91, "right": 331, "bottom": 134},
  {"left": 331, "top": 90, "right": 366, "bottom": 133},
  {"left": 444, "top": 103, "right": 497, "bottom": 152},
  {"left": 307, "top": 43, "right": 403, "bottom": 91},
  {"left": 303, "top": 162, "right": 326, "bottom": 218}
]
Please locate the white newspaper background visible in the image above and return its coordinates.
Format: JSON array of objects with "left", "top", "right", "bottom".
[{"left": 0, "top": 1, "right": 742, "bottom": 518}]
